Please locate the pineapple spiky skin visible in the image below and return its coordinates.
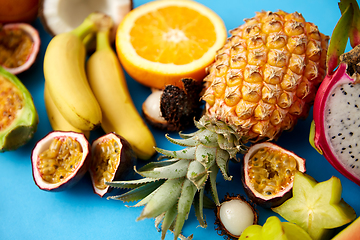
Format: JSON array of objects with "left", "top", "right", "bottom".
[{"left": 202, "top": 10, "right": 329, "bottom": 141}]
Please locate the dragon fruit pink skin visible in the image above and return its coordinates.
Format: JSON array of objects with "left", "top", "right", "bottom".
[{"left": 313, "top": 62, "right": 360, "bottom": 186}]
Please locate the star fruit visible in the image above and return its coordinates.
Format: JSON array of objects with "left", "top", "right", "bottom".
[
  {"left": 239, "top": 216, "right": 312, "bottom": 240},
  {"left": 272, "top": 171, "right": 356, "bottom": 240}
]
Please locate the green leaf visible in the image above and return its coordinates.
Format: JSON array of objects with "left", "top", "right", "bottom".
[
  {"left": 107, "top": 179, "right": 165, "bottom": 203},
  {"left": 197, "top": 130, "right": 219, "bottom": 147},
  {"left": 327, "top": 2, "right": 354, "bottom": 74},
  {"left": 215, "top": 149, "right": 232, "bottom": 181},
  {"left": 165, "top": 133, "right": 200, "bottom": 147},
  {"left": 156, "top": 146, "right": 196, "bottom": 160},
  {"left": 106, "top": 177, "right": 160, "bottom": 189},
  {"left": 195, "top": 144, "right": 217, "bottom": 169},
  {"left": 131, "top": 185, "right": 160, "bottom": 207},
  {"left": 137, "top": 178, "right": 184, "bottom": 220},
  {"left": 178, "top": 130, "right": 198, "bottom": 139},
  {"left": 173, "top": 179, "right": 198, "bottom": 240},
  {"left": 194, "top": 188, "right": 207, "bottom": 228},
  {"left": 208, "top": 164, "right": 220, "bottom": 206},
  {"left": 187, "top": 160, "right": 208, "bottom": 190},
  {"left": 136, "top": 159, "right": 190, "bottom": 179},
  {"left": 160, "top": 205, "right": 178, "bottom": 240}
]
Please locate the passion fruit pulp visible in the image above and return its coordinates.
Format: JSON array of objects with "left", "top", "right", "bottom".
[
  {"left": 90, "top": 132, "right": 136, "bottom": 197},
  {"left": 242, "top": 142, "right": 306, "bottom": 208},
  {"left": 0, "top": 23, "right": 40, "bottom": 75},
  {"left": 32, "top": 131, "right": 90, "bottom": 191},
  {"left": 0, "top": 66, "right": 38, "bottom": 152}
]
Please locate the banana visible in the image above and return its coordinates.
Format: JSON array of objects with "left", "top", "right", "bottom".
[
  {"left": 86, "top": 29, "right": 156, "bottom": 160},
  {"left": 43, "top": 13, "right": 111, "bottom": 131},
  {"left": 44, "top": 83, "right": 90, "bottom": 139}
]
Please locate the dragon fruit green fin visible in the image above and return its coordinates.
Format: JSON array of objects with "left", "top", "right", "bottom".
[
  {"left": 327, "top": 1, "right": 354, "bottom": 74},
  {"left": 339, "top": 0, "right": 360, "bottom": 48}
]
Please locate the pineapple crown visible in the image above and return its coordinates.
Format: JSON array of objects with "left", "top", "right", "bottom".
[{"left": 104, "top": 115, "right": 250, "bottom": 240}]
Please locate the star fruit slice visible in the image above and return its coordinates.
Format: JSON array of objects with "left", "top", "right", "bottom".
[
  {"left": 272, "top": 171, "right": 356, "bottom": 240},
  {"left": 239, "top": 216, "right": 312, "bottom": 240}
]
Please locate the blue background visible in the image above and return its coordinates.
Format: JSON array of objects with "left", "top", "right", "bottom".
[{"left": 1, "top": 0, "right": 359, "bottom": 239}]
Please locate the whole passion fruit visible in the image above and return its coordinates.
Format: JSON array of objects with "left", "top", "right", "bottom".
[
  {"left": 32, "top": 131, "right": 91, "bottom": 191},
  {"left": 0, "top": 23, "right": 40, "bottom": 75},
  {"left": 90, "top": 132, "right": 136, "bottom": 197},
  {"left": 0, "top": 66, "right": 38, "bottom": 152},
  {"left": 242, "top": 142, "right": 306, "bottom": 208}
]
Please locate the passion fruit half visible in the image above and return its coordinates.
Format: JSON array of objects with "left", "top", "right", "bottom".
[
  {"left": 242, "top": 142, "right": 306, "bottom": 208},
  {"left": 0, "top": 23, "right": 40, "bottom": 75},
  {"left": 31, "top": 131, "right": 91, "bottom": 191},
  {"left": 0, "top": 66, "right": 38, "bottom": 152},
  {"left": 90, "top": 132, "right": 136, "bottom": 197}
]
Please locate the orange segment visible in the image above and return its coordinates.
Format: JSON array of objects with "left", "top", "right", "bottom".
[{"left": 116, "top": 0, "right": 227, "bottom": 89}]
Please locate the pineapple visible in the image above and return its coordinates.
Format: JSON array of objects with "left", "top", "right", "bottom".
[
  {"left": 107, "top": 10, "right": 329, "bottom": 240},
  {"left": 203, "top": 10, "right": 329, "bottom": 141}
]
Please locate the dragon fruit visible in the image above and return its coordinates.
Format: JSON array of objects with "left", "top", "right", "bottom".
[{"left": 311, "top": 0, "right": 360, "bottom": 186}]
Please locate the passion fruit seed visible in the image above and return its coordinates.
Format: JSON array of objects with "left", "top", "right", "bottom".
[
  {"left": 0, "top": 74, "right": 23, "bottom": 131},
  {"left": 38, "top": 136, "right": 83, "bottom": 184},
  {"left": 92, "top": 138, "right": 120, "bottom": 190},
  {"left": 248, "top": 147, "right": 298, "bottom": 196},
  {"left": 0, "top": 26, "right": 33, "bottom": 68}
]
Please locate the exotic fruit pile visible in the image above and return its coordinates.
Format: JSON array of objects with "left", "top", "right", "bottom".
[
  {"left": 107, "top": 9, "right": 329, "bottom": 240},
  {"left": 203, "top": 10, "right": 329, "bottom": 141}
]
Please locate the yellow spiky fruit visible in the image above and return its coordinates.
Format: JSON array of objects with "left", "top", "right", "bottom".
[{"left": 202, "top": 10, "right": 329, "bottom": 141}]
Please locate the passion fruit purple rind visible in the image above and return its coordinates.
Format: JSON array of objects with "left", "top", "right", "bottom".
[
  {"left": 31, "top": 131, "right": 91, "bottom": 191},
  {"left": 90, "top": 132, "right": 136, "bottom": 197},
  {"left": 0, "top": 66, "right": 38, "bottom": 152},
  {"left": 0, "top": 23, "right": 40, "bottom": 75},
  {"left": 242, "top": 142, "right": 306, "bottom": 208}
]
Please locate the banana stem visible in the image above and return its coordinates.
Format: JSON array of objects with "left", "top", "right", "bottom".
[
  {"left": 71, "top": 12, "right": 112, "bottom": 41},
  {"left": 71, "top": 18, "right": 97, "bottom": 40},
  {"left": 96, "top": 30, "right": 111, "bottom": 52}
]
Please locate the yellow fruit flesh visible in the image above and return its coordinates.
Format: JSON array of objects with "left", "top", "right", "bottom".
[
  {"left": 130, "top": 6, "right": 216, "bottom": 65},
  {"left": 0, "top": 74, "right": 23, "bottom": 131},
  {"left": 203, "top": 10, "right": 328, "bottom": 141},
  {"left": 38, "top": 137, "right": 83, "bottom": 184},
  {"left": 247, "top": 147, "right": 298, "bottom": 196},
  {"left": 0, "top": 28, "right": 33, "bottom": 68},
  {"left": 92, "top": 138, "right": 120, "bottom": 190}
]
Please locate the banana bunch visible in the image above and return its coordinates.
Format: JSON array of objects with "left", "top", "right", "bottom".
[
  {"left": 43, "top": 13, "right": 107, "bottom": 132},
  {"left": 43, "top": 12, "right": 156, "bottom": 160},
  {"left": 86, "top": 28, "right": 156, "bottom": 160}
]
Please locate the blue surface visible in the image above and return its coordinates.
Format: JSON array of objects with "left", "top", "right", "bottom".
[{"left": 1, "top": 0, "right": 359, "bottom": 239}]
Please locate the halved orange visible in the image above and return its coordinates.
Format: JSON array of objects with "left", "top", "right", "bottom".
[{"left": 115, "top": 0, "right": 227, "bottom": 89}]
